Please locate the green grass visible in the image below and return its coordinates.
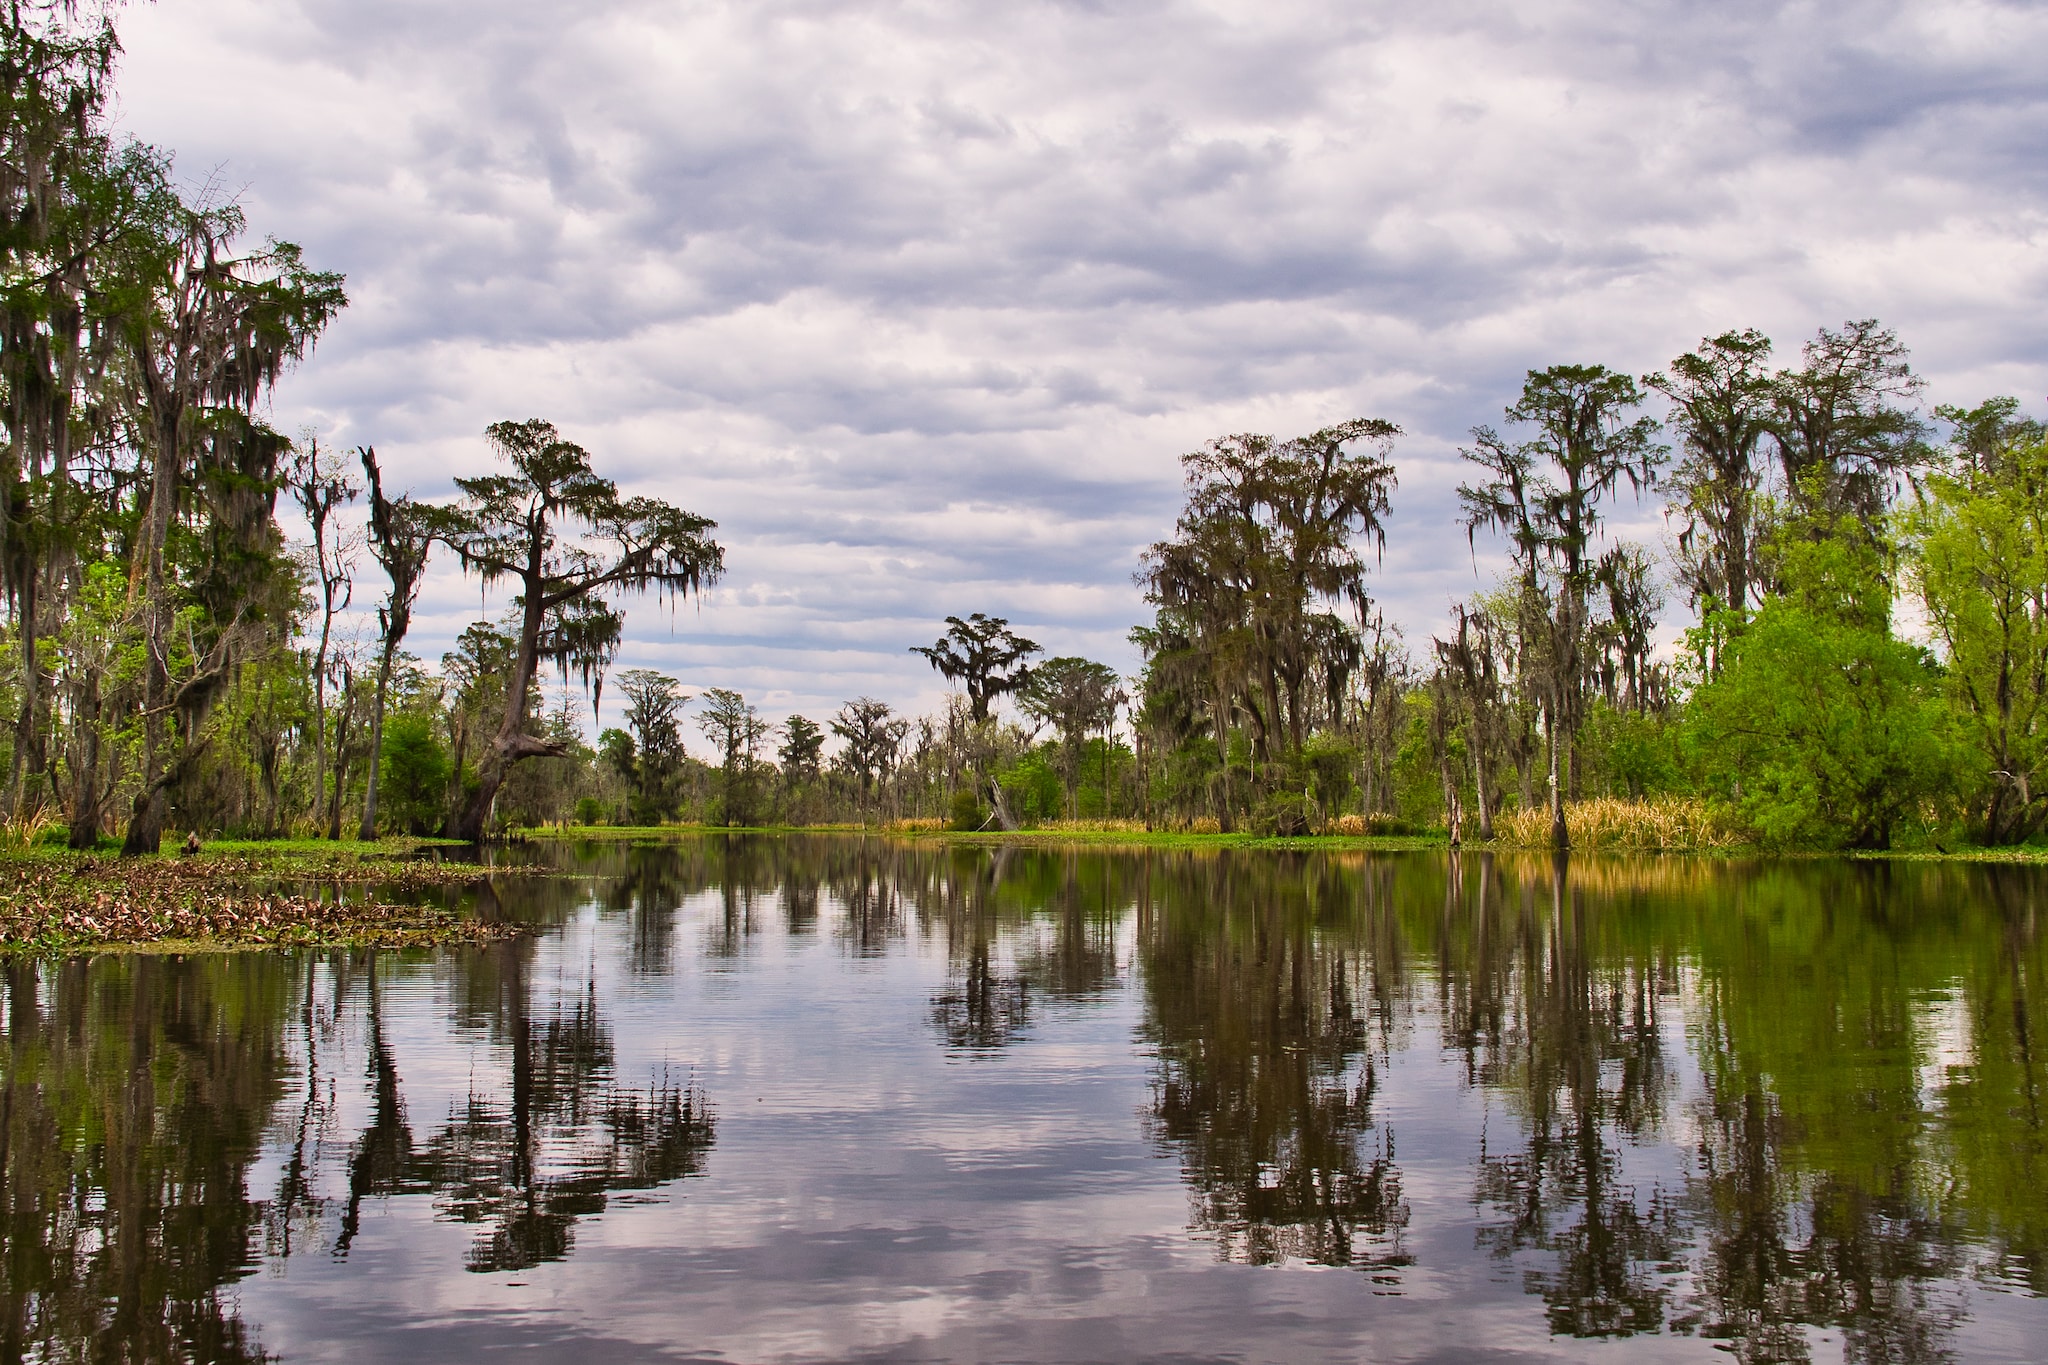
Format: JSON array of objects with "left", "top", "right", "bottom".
[
  {"left": 513, "top": 819, "right": 2048, "bottom": 862},
  {"left": 518, "top": 821, "right": 1449, "bottom": 853}
]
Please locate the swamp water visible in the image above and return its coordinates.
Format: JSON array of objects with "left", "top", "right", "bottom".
[{"left": 2, "top": 836, "right": 2044, "bottom": 1363}]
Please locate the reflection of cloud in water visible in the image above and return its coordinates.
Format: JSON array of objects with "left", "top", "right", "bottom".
[{"left": 5, "top": 839, "right": 2045, "bottom": 1362}]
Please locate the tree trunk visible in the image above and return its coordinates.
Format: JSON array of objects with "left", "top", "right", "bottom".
[
  {"left": 67, "top": 688, "right": 101, "bottom": 850},
  {"left": 987, "top": 770, "right": 1020, "bottom": 832},
  {"left": 310, "top": 610, "right": 333, "bottom": 834},
  {"left": 358, "top": 643, "right": 395, "bottom": 841},
  {"left": 123, "top": 787, "right": 167, "bottom": 858},
  {"left": 1470, "top": 729, "right": 1494, "bottom": 842},
  {"left": 7, "top": 571, "right": 37, "bottom": 820},
  {"left": 1547, "top": 708, "right": 1569, "bottom": 853},
  {"left": 326, "top": 666, "right": 355, "bottom": 840},
  {"left": 1212, "top": 697, "right": 1235, "bottom": 834},
  {"left": 121, "top": 395, "right": 183, "bottom": 858},
  {"left": 456, "top": 580, "right": 552, "bottom": 842},
  {"left": 1440, "top": 757, "right": 1462, "bottom": 847}
]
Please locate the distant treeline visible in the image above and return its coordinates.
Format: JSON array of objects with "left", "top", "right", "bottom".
[{"left": 3, "top": 5, "right": 2040, "bottom": 852}]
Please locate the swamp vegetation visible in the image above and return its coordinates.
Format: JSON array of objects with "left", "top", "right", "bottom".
[{"left": 1, "top": 2, "right": 2045, "bottom": 870}]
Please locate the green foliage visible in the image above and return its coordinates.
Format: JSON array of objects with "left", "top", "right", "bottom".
[
  {"left": 1576, "top": 702, "right": 1683, "bottom": 800},
  {"left": 999, "top": 749, "right": 1064, "bottom": 824},
  {"left": 1688, "top": 518, "right": 1956, "bottom": 849},
  {"left": 1902, "top": 415, "right": 2048, "bottom": 843},
  {"left": 1299, "top": 733, "right": 1358, "bottom": 816},
  {"left": 376, "top": 712, "right": 450, "bottom": 836},
  {"left": 1251, "top": 790, "right": 1315, "bottom": 836},
  {"left": 1020, "top": 656, "right": 1125, "bottom": 816},
  {"left": 949, "top": 788, "right": 989, "bottom": 831}
]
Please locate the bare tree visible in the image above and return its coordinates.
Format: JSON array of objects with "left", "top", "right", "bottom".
[{"left": 287, "top": 437, "right": 359, "bottom": 834}]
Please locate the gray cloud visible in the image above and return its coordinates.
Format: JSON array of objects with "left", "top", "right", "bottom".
[{"left": 112, "top": 0, "right": 2048, "bottom": 730}]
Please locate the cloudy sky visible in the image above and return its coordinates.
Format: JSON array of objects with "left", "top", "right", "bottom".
[{"left": 111, "top": 0, "right": 2048, "bottom": 730}]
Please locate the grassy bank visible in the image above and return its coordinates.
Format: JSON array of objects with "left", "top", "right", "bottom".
[
  {"left": 0, "top": 837, "right": 541, "bottom": 954},
  {"left": 523, "top": 820, "right": 1445, "bottom": 853},
  {"left": 517, "top": 810, "right": 2048, "bottom": 863}
]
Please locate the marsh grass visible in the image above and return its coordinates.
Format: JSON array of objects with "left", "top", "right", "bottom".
[
  {"left": 0, "top": 807, "right": 59, "bottom": 855},
  {"left": 1488, "top": 797, "right": 1750, "bottom": 851}
]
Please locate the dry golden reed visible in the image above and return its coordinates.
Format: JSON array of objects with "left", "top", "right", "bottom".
[
  {"left": 1327, "top": 813, "right": 1418, "bottom": 837},
  {"left": 1485, "top": 796, "right": 1748, "bottom": 851}
]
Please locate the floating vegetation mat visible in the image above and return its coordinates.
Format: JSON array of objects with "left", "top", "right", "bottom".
[{"left": 0, "top": 853, "right": 536, "bottom": 952}]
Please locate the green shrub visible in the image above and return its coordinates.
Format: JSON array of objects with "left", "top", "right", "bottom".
[
  {"left": 949, "top": 789, "right": 989, "bottom": 831},
  {"left": 1252, "top": 791, "right": 1315, "bottom": 837},
  {"left": 378, "top": 713, "right": 450, "bottom": 836}
]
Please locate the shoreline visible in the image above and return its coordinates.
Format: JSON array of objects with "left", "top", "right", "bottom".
[
  {"left": 517, "top": 822, "right": 2048, "bottom": 863},
  {"left": 17, "top": 824, "right": 2047, "bottom": 955}
]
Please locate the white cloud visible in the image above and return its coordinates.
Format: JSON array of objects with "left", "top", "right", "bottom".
[{"left": 113, "top": 0, "right": 2048, "bottom": 728}]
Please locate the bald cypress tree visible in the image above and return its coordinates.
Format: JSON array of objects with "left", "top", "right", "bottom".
[{"left": 435, "top": 419, "right": 722, "bottom": 841}]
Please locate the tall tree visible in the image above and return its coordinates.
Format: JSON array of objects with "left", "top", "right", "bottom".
[
  {"left": 831, "top": 696, "right": 907, "bottom": 824},
  {"left": 356, "top": 445, "right": 432, "bottom": 839},
  {"left": 1902, "top": 404, "right": 2048, "bottom": 843},
  {"left": 286, "top": 437, "right": 357, "bottom": 833},
  {"left": 1433, "top": 603, "right": 1503, "bottom": 840},
  {"left": 1461, "top": 364, "right": 1664, "bottom": 849},
  {"left": 1019, "top": 655, "right": 1125, "bottom": 818},
  {"left": 779, "top": 714, "right": 824, "bottom": 785},
  {"left": 115, "top": 204, "right": 346, "bottom": 854},
  {"left": 611, "top": 667, "right": 689, "bottom": 824},
  {"left": 1142, "top": 420, "right": 1399, "bottom": 765},
  {"left": 1645, "top": 329, "right": 1776, "bottom": 657},
  {"left": 434, "top": 419, "right": 722, "bottom": 840},
  {"left": 1771, "top": 319, "right": 1927, "bottom": 530},
  {"left": 0, "top": 3, "right": 154, "bottom": 821},
  {"left": 910, "top": 614, "right": 1038, "bottom": 830},
  {"left": 911, "top": 613, "right": 1040, "bottom": 724},
  {"left": 696, "top": 687, "right": 767, "bottom": 826}
]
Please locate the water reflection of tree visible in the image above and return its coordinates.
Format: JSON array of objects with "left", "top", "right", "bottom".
[
  {"left": 0, "top": 955, "right": 289, "bottom": 1363},
  {"left": 830, "top": 837, "right": 910, "bottom": 959},
  {"left": 7, "top": 838, "right": 2042, "bottom": 1363},
  {"left": 1676, "top": 862, "right": 1981, "bottom": 1363},
  {"left": 1463, "top": 857, "right": 1684, "bottom": 1339},
  {"left": 359, "top": 938, "right": 717, "bottom": 1272},
  {"left": 1014, "top": 871, "right": 1122, "bottom": 1001},
  {"left": 1138, "top": 851, "right": 1410, "bottom": 1273},
  {"left": 926, "top": 846, "right": 1031, "bottom": 1050}
]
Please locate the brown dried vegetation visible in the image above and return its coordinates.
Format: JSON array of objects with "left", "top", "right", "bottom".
[{"left": 0, "top": 852, "right": 535, "bottom": 952}]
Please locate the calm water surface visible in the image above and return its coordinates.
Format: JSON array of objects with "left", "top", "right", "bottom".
[{"left": 2, "top": 837, "right": 2044, "bottom": 1363}]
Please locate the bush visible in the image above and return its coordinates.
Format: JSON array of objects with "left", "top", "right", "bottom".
[
  {"left": 378, "top": 713, "right": 450, "bottom": 836},
  {"left": 949, "top": 789, "right": 990, "bottom": 831},
  {"left": 574, "top": 796, "right": 605, "bottom": 826},
  {"left": 1252, "top": 791, "right": 1315, "bottom": 837},
  {"left": 1689, "top": 598, "right": 1956, "bottom": 849}
]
